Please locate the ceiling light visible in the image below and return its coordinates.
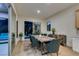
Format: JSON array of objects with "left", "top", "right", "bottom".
[{"left": 37, "top": 10, "right": 40, "bottom": 14}]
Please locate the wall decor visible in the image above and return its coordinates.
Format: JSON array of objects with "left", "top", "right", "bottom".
[
  {"left": 33, "top": 22, "right": 41, "bottom": 35},
  {"left": 47, "top": 21, "right": 51, "bottom": 31},
  {"left": 24, "top": 21, "right": 33, "bottom": 39}
]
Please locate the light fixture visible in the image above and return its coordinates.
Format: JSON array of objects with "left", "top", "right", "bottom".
[{"left": 37, "top": 10, "right": 40, "bottom": 14}]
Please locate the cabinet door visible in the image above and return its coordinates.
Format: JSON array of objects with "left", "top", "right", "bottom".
[{"left": 75, "top": 11, "right": 79, "bottom": 29}]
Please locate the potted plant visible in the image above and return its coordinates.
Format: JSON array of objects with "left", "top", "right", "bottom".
[
  {"left": 52, "top": 28, "right": 56, "bottom": 35},
  {"left": 12, "top": 33, "right": 15, "bottom": 39},
  {"left": 19, "top": 32, "right": 23, "bottom": 41},
  {"left": 11, "top": 33, "right": 15, "bottom": 44}
]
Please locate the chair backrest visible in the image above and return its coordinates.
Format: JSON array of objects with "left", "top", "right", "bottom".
[
  {"left": 46, "top": 40, "right": 60, "bottom": 53},
  {"left": 41, "top": 34, "right": 47, "bottom": 36},
  {"left": 30, "top": 36, "right": 39, "bottom": 47},
  {"left": 30, "top": 35, "right": 32, "bottom": 43}
]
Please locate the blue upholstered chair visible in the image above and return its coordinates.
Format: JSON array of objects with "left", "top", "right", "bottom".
[
  {"left": 41, "top": 34, "right": 47, "bottom": 36},
  {"left": 30, "top": 36, "right": 40, "bottom": 48},
  {"left": 43, "top": 40, "right": 60, "bottom": 56}
]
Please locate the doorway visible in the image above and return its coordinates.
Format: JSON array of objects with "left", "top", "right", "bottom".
[{"left": 24, "top": 21, "right": 33, "bottom": 39}]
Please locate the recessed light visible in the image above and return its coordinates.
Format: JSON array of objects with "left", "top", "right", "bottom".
[{"left": 37, "top": 10, "right": 40, "bottom": 14}]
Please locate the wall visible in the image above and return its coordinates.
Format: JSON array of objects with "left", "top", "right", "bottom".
[
  {"left": 8, "top": 6, "right": 16, "bottom": 55},
  {"left": 46, "top": 4, "right": 79, "bottom": 47},
  {"left": 17, "top": 17, "right": 47, "bottom": 41}
]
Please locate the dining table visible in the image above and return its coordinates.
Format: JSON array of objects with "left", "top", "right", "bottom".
[
  {"left": 32, "top": 35, "right": 56, "bottom": 54},
  {"left": 33, "top": 35, "right": 55, "bottom": 43}
]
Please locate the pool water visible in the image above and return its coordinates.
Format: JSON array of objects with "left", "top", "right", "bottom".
[
  {"left": 0, "top": 33, "right": 8, "bottom": 41},
  {"left": 0, "top": 33, "right": 8, "bottom": 56}
]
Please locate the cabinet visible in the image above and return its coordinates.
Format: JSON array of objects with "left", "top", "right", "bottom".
[
  {"left": 48, "top": 34, "right": 66, "bottom": 46},
  {"left": 72, "top": 38, "right": 79, "bottom": 52},
  {"left": 75, "top": 10, "right": 79, "bottom": 29}
]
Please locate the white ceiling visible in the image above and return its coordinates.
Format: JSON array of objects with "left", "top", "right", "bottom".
[{"left": 13, "top": 3, "right": 75, "bottom": 19}]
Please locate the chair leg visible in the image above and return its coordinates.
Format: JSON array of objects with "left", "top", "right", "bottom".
[{"left": 56, "top": 52, "right": 58, "bottom": 56}]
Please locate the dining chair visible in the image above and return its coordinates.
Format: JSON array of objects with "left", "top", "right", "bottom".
[
  {"left": 41, "top": 34, "right": 47, "bottom": 36},
  {"left": 42, "top": 39, "right": 60, "bottom": 56},
  {"left": 30, "top": 36, "right": 40, "bottom": 50}
]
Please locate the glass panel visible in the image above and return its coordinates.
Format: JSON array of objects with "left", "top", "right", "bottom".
[{"left": 0, "top": 3, "right": 8, "bottom": 56}]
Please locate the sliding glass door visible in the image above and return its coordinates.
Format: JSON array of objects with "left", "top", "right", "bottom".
[
  {"left": 0, "top": 18, "right": 8, "bottom": 56},
  {"left": 0, "top": 3, "right": 9, "bottom": 56}
]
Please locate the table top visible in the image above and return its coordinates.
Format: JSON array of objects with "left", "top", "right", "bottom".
[{"left": 33, "top": 35, "right": 55, "bottom": 42}]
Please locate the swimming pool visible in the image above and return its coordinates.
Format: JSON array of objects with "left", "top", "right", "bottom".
[
  {"left": 0, "top": 33, "right": 8, "bottom": 41},
  {"left": 0, "top": 33, "right": 8, "bottom": 56}
]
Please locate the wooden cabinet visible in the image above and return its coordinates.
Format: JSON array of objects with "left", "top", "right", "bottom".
[
  {"left": 75, "top": 10, "right": 79, "bottom": 29},
  {"left": 48, "top": 34, "right": 66, "bottom": 46},
  {"left": 72, "top": 38, "right": 79, "bottom": 52}
]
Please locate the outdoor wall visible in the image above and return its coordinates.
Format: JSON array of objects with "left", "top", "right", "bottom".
[
  {"left": 17, "top": 17, "right": 47, "bottom": 41},
  {"left": 46, "top": 4, "right": 79, "bottom": 47}
]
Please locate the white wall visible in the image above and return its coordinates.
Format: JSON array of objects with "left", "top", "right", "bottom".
[
  {"left": 46, "top": 4, "right": 79, "bottom": 47},
  {"left": 8, "top": 6, "right": 16, "bottom": 55},
  {"left": 17, "top": 17, "right": 47, "bottom": 40}
]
